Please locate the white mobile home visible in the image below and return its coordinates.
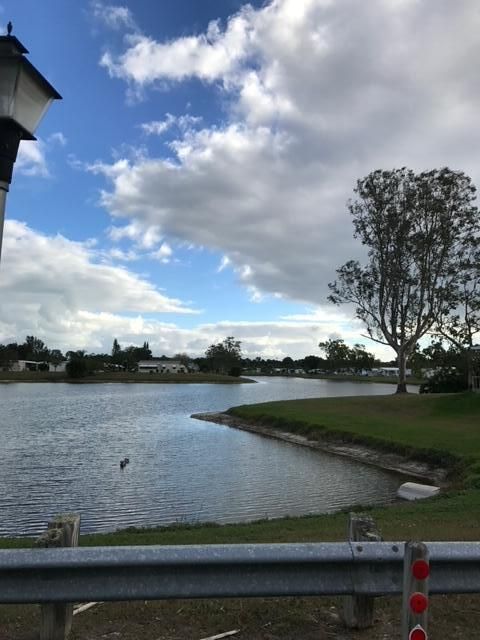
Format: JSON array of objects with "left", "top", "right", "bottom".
[{"left": 137, "top": 360, "right": 187, "bottom": 374}]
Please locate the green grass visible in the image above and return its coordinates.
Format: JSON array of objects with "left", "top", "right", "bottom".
[
  {"left": 229, "top": 392, "right": 480, "bottom": 462},
  {"left": 2, "top": 488, "right": 480, "bottom": 550}
]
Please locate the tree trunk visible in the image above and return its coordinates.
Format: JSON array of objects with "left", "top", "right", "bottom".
[
  {"left": 396, "top": 350, "right": 408, "bottom": 394},
  {"left": 466, "top": 349, "right": 473, "bottom": 391}
]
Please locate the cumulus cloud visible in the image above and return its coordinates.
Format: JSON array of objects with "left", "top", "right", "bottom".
[
  {"left": 48, "top": 132, "right": 67, "bottom": 146},
  {"left": 16, "top": 132, "right": 67, "bottom": 177},
  {"left": 150, "top": 242, "right": 172, "bottom": 263},
  {"left": 16, "top": 140, "right": 49, "bottom": 177},
  {"left": 0, "top": 220, "right": 196, "bottom": 349},
  {"left": 140, "top": 113, "right": 202, "bottom": 136},
  {"left": 0, "top": 220, "right": 365, "bottom": 356},
  {"left": 94, "top": 0, "right": 480, "bottom": 318},
  {"left": 107, "top": 220, "right": 163, "bottom": 249},
  {"left": 90, "top": 1, "right": 137, "bottom": 31},
  {"left": 100, "top": 7, "right": 255, "bottom": 84}
]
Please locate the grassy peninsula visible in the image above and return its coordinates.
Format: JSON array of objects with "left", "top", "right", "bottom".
[{"left": 228, "top": 392, "right": 480, "bottom": 469}]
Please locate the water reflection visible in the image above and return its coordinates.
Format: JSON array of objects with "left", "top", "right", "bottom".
[{"left": 0, "top": 377, "right": 411, "bottom": 535}]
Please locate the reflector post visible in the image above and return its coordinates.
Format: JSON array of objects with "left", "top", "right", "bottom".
[
  {"left": 401, "top": 541, "right": 429, "bottom": 640},
  {"left": 412, "top": 559, "right": 430, "bottom": 580},
  {"left": 409, "top": 625, "right": 427, "bottom": 640}
]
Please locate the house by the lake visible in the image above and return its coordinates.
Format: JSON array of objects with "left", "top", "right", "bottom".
[{"left": 137, "top": 359, "right": 187, "bottom": 374}]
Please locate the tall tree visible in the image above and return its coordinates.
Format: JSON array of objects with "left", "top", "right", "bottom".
[
  {"left": 49, "top": 349, "right": 64, "bottom": 371},
  {"left": 328, "top": 168, "right": 479, "bottom": 392},
  {"left": 20, "top": 336, "right": 49, "bottom": 361},
  {"left": 434, "top": 244, "right": 480, "bottom": 388},
  {"left": 0, "top": 343, "right": 19, "bottom": 370},
  {"left": 318, "top": 338, "right": 351, "bottom": 371},
  {"left": 111, "top": 338, "right": 121, "bottom": 363},
  {"left": 302, "top": 355, "right": 323, "bottom": 371},
  {"left": 205, "top": 337, "right": 242, "bottom": 375},
  {"left": 140, "top": 341, "right": 152, "bottom": 360},
  {"left": 349, "top": 343, "right": 376, "bottom": 372}
]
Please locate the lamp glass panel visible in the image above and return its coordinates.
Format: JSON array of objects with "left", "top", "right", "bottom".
[
  {"left": 0, "top": 59, "right": 19, "bottom": 119},
  {"left": 12, "top": 66, "right": 53, "bottom": 134}
]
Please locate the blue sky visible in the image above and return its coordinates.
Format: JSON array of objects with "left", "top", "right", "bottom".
[{"left": 2, "top": 1, "right": 480, "bottom": 359}]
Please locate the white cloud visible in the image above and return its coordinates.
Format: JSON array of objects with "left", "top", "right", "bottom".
[
  {"left": 0, "top": 220, "right": 196, "bottom": 350},
  {"left": 217, "top": 255, "right": 231, "bottom": 272},
  {"left": 16, "top": 140, "right": 49, "bottom": 177},
  {"left": 95, "top": 0, "right": 480, "bottom": 314},
  {"left": 16, "top": 133, "right": 66, "bottom": 177},
  {"left": 141, "top": 113, "right": 202, "bottom": 136},
  {"left": 140, "top": 116, "right": 175, "bottom": 137},
  {"left": 100, "top": 7, "right": 255, "bottom": 84},
  {"left": 90, "top": 1, "right": 137, "bottom": 31},
  {"left": 48, "top": 132, "right": 67, "bottom": 146},
  {"left": 107, "top": 221, "right": 162, "bottom": 249},
  {"left": 106, "top": 247, "right": 139, "bottom": 261},
  {"left": 0, "top": 220, "right": 382, "bottom": 357},
  {"left": 150, "top": 242, "right": 173, "bottom": 263}
]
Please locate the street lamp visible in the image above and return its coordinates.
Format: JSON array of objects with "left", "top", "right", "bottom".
[{"left": 0, "top": 23, "right": 61, "bottom": 260}]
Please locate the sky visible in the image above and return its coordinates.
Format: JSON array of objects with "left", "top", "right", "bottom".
[{"left": 1, "top": 0, "right": 480, "bottom": 360}]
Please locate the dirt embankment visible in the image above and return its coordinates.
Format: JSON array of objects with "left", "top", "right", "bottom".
[{"left": 191, "top": 411, "right": 448, "bottom": 485}]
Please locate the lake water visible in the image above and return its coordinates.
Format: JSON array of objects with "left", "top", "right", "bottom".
[{"left": 0, "top": 377, "right": 414, "bottom": 536}]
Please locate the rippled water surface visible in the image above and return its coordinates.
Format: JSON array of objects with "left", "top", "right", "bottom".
[{"left": 0, "top": 377, "right": 413, "bottom": 535}]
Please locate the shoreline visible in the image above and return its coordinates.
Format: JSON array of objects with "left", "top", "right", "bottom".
[
  {"left": 0, "top": 374, "right": 254, "bottom": 385},
  {"left": 191, "top": 411, "right": 448, "bottom": 485}
]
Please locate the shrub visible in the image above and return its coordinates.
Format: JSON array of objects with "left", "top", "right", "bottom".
[
  {"left": 66, "top": 358, "right": 88, "bottom": 378},
  {"left": 419, "top": 368, "right": 467, "bottom": 393}
]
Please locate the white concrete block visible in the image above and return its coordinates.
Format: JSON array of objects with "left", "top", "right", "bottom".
[{"left": 397, "top": 482, "right": 440, "bottom": 501}]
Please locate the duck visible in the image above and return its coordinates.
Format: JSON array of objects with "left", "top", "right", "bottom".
[{"left": 120, "top": 460, "right": 126, "bottom": 469}]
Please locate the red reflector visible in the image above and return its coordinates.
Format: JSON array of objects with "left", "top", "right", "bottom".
[
  {"left": 409, "top": 625, "right": 427, "bottom": 640},
  {"left": 412, "top": 559, "right": 430, "bottom": 580},
  {"left": 410, "top": 592, "right": 428, "bottom": 614}
]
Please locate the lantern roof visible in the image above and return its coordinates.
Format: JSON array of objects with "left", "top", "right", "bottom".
[{"left": 0, "top": 35, "right": 62, "bottom": 100}]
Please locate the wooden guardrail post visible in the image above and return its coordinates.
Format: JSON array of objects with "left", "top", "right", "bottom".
[
  {"left": 35, "top": 514, "right": 81, "bottom": 640},
  {"left": 401, "top": 541, "right": 429, "bottom": 640},
  {"left": 342, "top": 512, "right": 382, "bottom": 629}
]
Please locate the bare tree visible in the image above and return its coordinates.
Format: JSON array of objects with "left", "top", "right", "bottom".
[{"left": 328, "top": 168, "right": 479, "bottom": 393}]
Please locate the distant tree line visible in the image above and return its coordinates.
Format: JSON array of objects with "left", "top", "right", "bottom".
[
  {"left": 2, "top": 332, "right": 475, "bottom": 386},
  {"left": 0, "top": 337, "right": 153, "bottom": 376}
]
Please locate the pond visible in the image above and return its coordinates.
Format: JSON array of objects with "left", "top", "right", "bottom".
[{"left": 0, "top": 377, "right": 414, "bottom": 536}]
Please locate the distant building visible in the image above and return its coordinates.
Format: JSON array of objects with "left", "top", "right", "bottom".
[
  {"left": 9, "top": 360, "right": 68, "bottom": 372},
  {"left": 49, "top": 361, "right": 68, "bottom": 373},
  {"left": 137, "top": 359, "right": 187, "bottom": 374},
  {"left": 377, "top": 366, "right": 412, "bottom": 377},
  {"left": 10, "top": 360, "right": 45, "bottom": 372}
]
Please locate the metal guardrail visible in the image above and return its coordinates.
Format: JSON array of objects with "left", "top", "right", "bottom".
[{"left": 1, "top": 541, "right": 480, "bottom": 604}]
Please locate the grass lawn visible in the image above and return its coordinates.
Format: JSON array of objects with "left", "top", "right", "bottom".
[{"left": 229, "top": 392, "right": 480, "bottom": 466}]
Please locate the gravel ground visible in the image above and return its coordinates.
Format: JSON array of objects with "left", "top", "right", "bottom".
[{"left": 2, "top": 594, "right": 480, "bottom": 639}]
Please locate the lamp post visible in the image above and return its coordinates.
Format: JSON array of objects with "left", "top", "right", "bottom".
[{"left": 0, "top": 23, "right": 61, "bottom": 261}]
